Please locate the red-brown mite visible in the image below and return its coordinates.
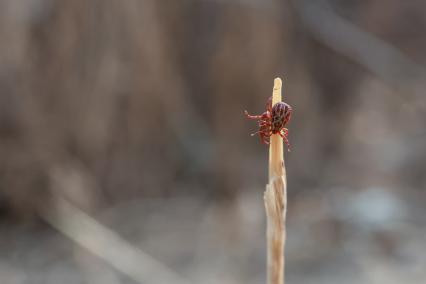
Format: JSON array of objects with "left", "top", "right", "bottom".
[{"left": 244, "top": 97, "right": 292, "bottom": 151}]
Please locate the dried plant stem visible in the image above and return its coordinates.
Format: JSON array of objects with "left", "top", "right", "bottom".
[
  {"left": 40, "top": 194, "right": 191, "bottom": 284},
  {"left": 265, "top": 77, "right": 287, "bottom": 284}
]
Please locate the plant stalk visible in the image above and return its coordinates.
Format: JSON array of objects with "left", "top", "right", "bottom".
[{"left": 265, "top": 77, "right": 287, "bottom": 284}]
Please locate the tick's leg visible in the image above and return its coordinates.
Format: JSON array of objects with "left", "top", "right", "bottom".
[
  {"left": 259, "top": 124, "right": 271, "bottom": 131},
  {"left": 262, "top": 126, "right": 272, "bottom": 145},
  {"left": 259, "top": 120, "right": 272, "bottom": 126},
  {"left": 279, "top": 129, "right": 291, "bottom": 152},
  {"left": 259, "top": 125, "right": 271, "bottom": 136},
  {"left": 244, "top": 110, "right": 263, "bottom": 120},
  {"left": 261, "top": 130, "right": 272, "bottom": 145},
  {"left": 251, "top": 125, "right": 270, "bottom": 137},
  {"left": 250, "top": 130, "right": 261, "bottom": 137},
  {"left": 260, "top": 133, "right": 270, "bottom": 145},
  {"left": 259, "top": 121, "right": 272, "bottom": 133}
]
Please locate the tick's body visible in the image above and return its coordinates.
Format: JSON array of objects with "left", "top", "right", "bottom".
[{"left": 244, "top": 97, "right": 292, "bottom": 150}]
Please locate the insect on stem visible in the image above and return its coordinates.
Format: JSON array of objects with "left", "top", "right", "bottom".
[{"left": 243, "top": 79, "right": 292, "bottom": 150}]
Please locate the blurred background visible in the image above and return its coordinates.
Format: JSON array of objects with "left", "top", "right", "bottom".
[{"left": 1, "top": 0, "right": 426, "bottom": 283}]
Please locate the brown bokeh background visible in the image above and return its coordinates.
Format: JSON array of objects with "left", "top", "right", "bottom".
[{"left": 1, "top": 1, "right": 425, "bottom": 283}]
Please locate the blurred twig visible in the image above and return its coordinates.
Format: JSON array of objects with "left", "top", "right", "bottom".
[
  {"left": 292, "top": 0, "right": 426, "bottom": 93},
  {"left": 39, "top": 169, "right": 192, "bottom": 284}
]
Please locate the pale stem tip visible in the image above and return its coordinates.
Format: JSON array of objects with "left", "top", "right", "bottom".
[{"left": 273, "top": 77, "right": 282, "bottom": 90}]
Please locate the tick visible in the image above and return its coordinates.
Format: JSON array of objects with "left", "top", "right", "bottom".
[{"left": 244, "top": 97, "right": 292, "bottom": 151}]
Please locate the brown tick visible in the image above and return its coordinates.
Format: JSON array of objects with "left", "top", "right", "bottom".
[{"left": 244, "top": 97, "right": 292, "bottom": 151}]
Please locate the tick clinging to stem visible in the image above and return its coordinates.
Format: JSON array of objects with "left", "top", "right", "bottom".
[{"left": 244, "top": 96, "right": 292, "bottom": 151}]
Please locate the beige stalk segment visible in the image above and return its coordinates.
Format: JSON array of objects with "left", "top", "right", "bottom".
[{"left": 265, "top": 77, "right": 287, "bottom": 284}]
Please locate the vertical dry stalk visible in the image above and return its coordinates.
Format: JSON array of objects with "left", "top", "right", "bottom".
[{"left": 265, "top": 77, "right": 287, "bottom": 284}]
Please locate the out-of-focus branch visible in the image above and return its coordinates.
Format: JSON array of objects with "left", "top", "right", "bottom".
[
  {"left": 40, "top": 168, "right": 192, "bottom": 284},
  {"left": 292, "top": 0, "right": 426, "bottom": 92}
]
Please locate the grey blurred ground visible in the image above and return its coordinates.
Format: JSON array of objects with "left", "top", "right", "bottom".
[{"left": 1, "top": 0, "right": 426, "bottom": 283}]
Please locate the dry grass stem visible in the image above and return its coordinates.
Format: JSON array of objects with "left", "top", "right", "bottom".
[
  {"left": 40, "top": 194, "right": 191, "bottom": 284},
  {"left": 265, "top": 77, "right": 287, "bottom": 284}
]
